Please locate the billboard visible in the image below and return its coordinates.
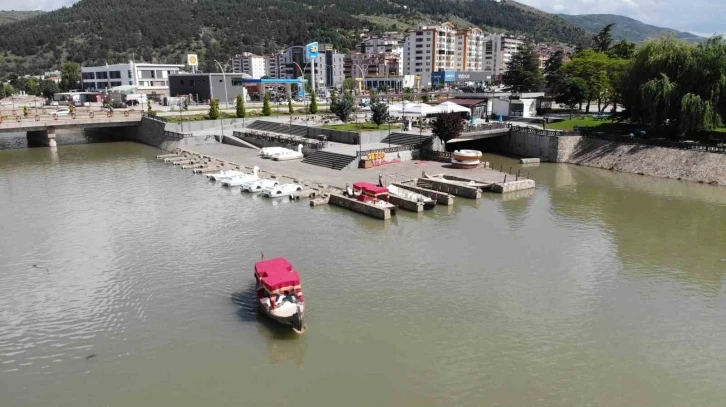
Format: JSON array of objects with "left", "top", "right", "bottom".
[
  {"left": 432, "top": 71, "right": 456, "bottom": 83},
  {"left": 306, "top": 42, "right": 319, "bottom": 59},
  {"left": 454, "top": 71, "right": 492, "bottom": 82},
  {"left": 187, "top": 54, "right": 199, "bottom": 67}
]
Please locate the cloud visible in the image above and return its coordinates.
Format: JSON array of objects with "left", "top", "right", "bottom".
[
  {"left": 517, "top": 0, "right": 726, "bottom": 36},
  {"left": 0, "top": 0, "right": 76, "bottom": 10}
]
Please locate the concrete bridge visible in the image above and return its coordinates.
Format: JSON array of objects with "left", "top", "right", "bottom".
[
  {"left": 447, "top": 123, "right": 512, "bottom": 144},
  {"left": 0, "top": 111, "right": 143, "bottom": 147}
]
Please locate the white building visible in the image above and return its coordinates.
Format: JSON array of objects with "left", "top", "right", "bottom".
[
  {"left": 403, "top": 22, "right": 484, "bottom": 87},
  {"left": 231, "top": 52, "right": 266, "bottom": 78},
  {"left": 361, "top": 37, "right": 404, "bottom": 76},
  {"left": 81, "top": 61, "right": 184, "bottom": 97},
  {"left": 266, "top": 52, "right": 285, "bottom": 79},
  {"left": 483, "top": 35, "right": 524, "bottom": 79}
]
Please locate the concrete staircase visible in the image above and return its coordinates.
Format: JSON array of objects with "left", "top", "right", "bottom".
[
  {"left": 247, "top": 120, "right": 308, "bottom": 137},
  {"left": 380, "top": 132, "right": 431, "bottom": 146},
  {"left": 302, "top": 150, "right": 357, "bottom": 170}
]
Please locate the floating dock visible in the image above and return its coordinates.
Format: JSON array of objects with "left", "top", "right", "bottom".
[
  {"left": 491, "top": 179, "right": 536, "bottom": 193},
  {"left": 392, "top": 183, "right": 455, "bottom": 206},
  {"left": 328, "top": 194, "right": 396, "bottom": 220},
  {"left": 388, "top": 194, "right": 424, "bottom": 212},
  {"left": 416, "top": 178, "right": 482, "bottom": 199}
]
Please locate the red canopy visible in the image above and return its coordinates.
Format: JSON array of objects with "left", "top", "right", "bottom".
[
  {"left": 353, "top": 182, "right": 388, "bottom": 195},
  {"left": 255, "top": 257, "right": 301, "bottom": 294}
]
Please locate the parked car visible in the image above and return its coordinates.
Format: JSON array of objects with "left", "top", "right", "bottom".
[
  {"left": 54, "top": 108, "right": 71, "bottom": 116},
  {"left": 49, "top": 101, "right": 59, "bottom": 106}
]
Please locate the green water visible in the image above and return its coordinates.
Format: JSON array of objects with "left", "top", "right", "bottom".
[{"left": 1, "top": 142, "right": 725, "bottom": 406}]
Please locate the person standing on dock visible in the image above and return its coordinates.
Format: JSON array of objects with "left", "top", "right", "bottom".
[{"left": 378, "top": 173, "right": 384, "bottom": 187}]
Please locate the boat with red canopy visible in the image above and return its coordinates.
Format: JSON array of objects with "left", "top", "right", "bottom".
[{"left": 254, "top": 256, "right": 306, "bottom": 333}]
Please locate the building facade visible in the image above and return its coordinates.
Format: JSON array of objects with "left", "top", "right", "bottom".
[
  {"left": 346, "top": 52, "right": 400, "bottom": 80},
  {"left": 483, "top": 35, "right": 524, "bottom": 79},
  {"left": 283, "top": 45, "right": 345, "bottom": 89},
  {"left": 81, "top": 61, "right": 184, "bottom": 96},
  {"left": 265, "top": 52, "right": 285, "bottom": 79},
  {"left": 231, "top": 52, "right": 266, "bottom": 78},
  {"left": 403, "top": 22, "right": 485, "bottom": 87}
]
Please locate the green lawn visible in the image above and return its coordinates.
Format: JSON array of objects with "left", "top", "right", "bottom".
[
  {"left": 323, "top": 122, "right": 400, "bottom": 132},
  {"left": 546, "top": 117, "right": 636, "bottom": 133}
]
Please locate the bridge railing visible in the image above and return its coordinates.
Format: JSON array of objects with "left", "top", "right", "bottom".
[
  {"left": 233, "top": 130, "right": 328, "bottom": 150},
  {"left": 0, "top": 109, "right": 144, "bottom": 126},
  {"left": 461, "top": 122, "right": 511, "bottom": 134}
]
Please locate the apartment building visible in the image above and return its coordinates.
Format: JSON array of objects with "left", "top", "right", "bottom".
[
  {"left": 360, "top": 37, "right": 404, "bottom": 76},
  {"left": 283, "top": 45, "right": 346, "bottom": 88},
  {"left": 483, "top": 35, "right": 524, "bottom": 78},
  {"left": 231, "top": 52, "right": 266, "bottom": 78},
  {"left": 345, "top": 52, "right": 400, "bottom": 79},
  {"left": 266, "top": 51, "right": 285, "bottom": 79},
  {"left": 403, "top": 22, "right": 484, "bottom": 87}
]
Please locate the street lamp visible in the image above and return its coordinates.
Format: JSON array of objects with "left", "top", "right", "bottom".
[
  {"left": 352, "top": 64, "right": 369, "bottom": 94},
  {"left": 291, "top": 61, "right": 310, "bottom": 126},
  {"left": 213, "top": 59, "right": 229, "bottom": 108}
]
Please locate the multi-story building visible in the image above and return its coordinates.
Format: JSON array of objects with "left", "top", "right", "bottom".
[
  {"left": 483, "top": 35, "right": 524, "bottom": 78},
  {"left": 231, "top": 52, "right": 266, "bottom": 78},
  {"left": 265, "top": 51, "right": 285, "bottom": 79},
  {"left": 402, "top": 22, "right": 484, "bottom": 87},
  {"left": 346, "top": 52, "right": 400, "bottom": 79},
  {"left": 283, "top": 45, "right": 345, "bottom": 89},
  {"left": 81, "top": 61, "right": 184, "bottom": 96},
  {"left": 455, "top": 27, "right": 484, "bottom": 72},
  {"left": 360, "top": 37, "right": 404, "bottom": 76}
]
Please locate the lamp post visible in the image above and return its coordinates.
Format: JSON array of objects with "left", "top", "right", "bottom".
[
  {"left": 213, "top": 59, "right": 229, "bottom": 109},
  {"left": 291, "top": 61, "right": 310, "bottom": 126},
  {"left": 352, "top": 64, "right": 369, "bottom": 94}
]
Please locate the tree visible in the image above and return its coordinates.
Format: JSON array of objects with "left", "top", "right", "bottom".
[
  {"left": 421, "top": 94, "right": 430, "bottom": 103},
  {"left": 330, "top": 91, "right": 355, "bottom": 123},
  {"left": 60, "top": 62, "right": 81, "bottom": 91},
  {"left": 608, "top": 40, "right": 636, "bottom": 59},
  {"left": 24, "top": 78, "right": 40, "bottom": 96},
  {"left": 235, "top": 94, "right": 246, "bottom": 118},
  {"left": 309, "top": 91, "right": 318, "bottom": 114},
  {"left": 208, "top": 99, "right": 220, "bottom": 119},
  {"left": 39, "top": 80, "right": 59, "bottom": 99},
  {"left": 288, "top": 96, "right": 294, "bottom": 114},
  {"left": 343, "top": 78, "right": 356, "bottom": 92},
  {"left": 370, "top": 102, "right": 389, "bottom": 128},
  {"left": 502, "top": 42, "right": 544, "bottom": 93},
  {"left": 147, "top": 98, "right": 152, "bottom": 114},
  {"left": 262, "top": 93, "right": 272, "bottom": 116},
  {"left": 544, "top": 50, "right": 566, "bottom": 95},
  {"left": 2, "top": 83, "right": 14, "bottom": 98},
  {"left": 431, "top": 113, "right": 465, "bottom": 143},
  {"left": 562, "top": 49, "right": 622, "bottom": 112},
  {"left": 555, "top": 77, "right": 589, "bottom": 118},
  {"left": 23, "top": 106, "right": 28, "bottom": 117},
  {"left": 593, "top": 23, "right": 615, "bottom": 53}
]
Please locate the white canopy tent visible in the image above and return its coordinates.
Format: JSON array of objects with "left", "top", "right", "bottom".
[
  {"left": 434, "top": 101, "right": 471, "bottom": 114},
  {"left": 396, "top": 103, "right": 438, "bottom": 117}
]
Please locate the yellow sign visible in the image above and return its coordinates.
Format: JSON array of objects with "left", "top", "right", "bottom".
[{"left": 187, "top": 54, "right": 198, "bottom": 66}]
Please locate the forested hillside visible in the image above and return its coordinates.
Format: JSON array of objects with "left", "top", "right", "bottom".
[
  {"left": 560, "top": 14, "right": 704, "bottom": 43},
  {"left": 0, "top": 10, "right": 45, "bottom": 25},
  {"left": 0, "top": 0, "right": 591, "bottom": 76}
]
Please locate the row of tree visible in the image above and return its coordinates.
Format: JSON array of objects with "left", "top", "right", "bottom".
[
  {"left": 504, "top": 23, "right": 726, "bottom": 135},
  {"left": 2, "top": 62, "right": 81, "bottom": 98}
]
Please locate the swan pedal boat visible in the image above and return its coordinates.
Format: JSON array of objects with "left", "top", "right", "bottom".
[
  {"left": 220, "top": 166, "right": 261, "bottom": 187},
  {"left": 241, "top": 178, "right": 279, "bottom": 192},
  {"left": 272, "top": 144, "right": 304, "bottom": 161},
  {"left": 255, "top": 257, "right": 306, "bottom": 333},
  {"left": 259, "top": 147, "right": 289, "bottom": 159},
  {"left": 206, "top": 170, "right": 243, "bottom": 181},
  {"left": 261, "top": 183, "right": 304, "bottom": 198}
]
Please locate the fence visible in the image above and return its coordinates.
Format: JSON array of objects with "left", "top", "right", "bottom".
[
  {"left": 575, "top": 131, "right": 726, "bottom": 153},
  {"left": 163, "top": 130, "right": 193, "bottom": 139},
  {"left": 357, "top": 144, "right": 424, "bottom": 158},
  {"left": 462, "top": 122, "right": 512, "bottom": 133},
  {"left": 234, "top": 130, "right": 327, "bottom": 150}
]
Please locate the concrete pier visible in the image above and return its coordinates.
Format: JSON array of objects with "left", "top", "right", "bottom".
[
  {"left": 329, "top": 194, "right": 395, "bottom": 220},
  {"left": 417, "top": 178, "right": 482, "bottom": 199},
  {"left": 491, "top": 179, "right": 536, "bottom": 193},
  {"left": 388, "top": 195, "right": 424, "bottom": 212},
  {"left": 392, "top": 183, "right": 455, "bottom": 206}
]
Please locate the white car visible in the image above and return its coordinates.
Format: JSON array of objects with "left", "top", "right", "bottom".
[
  {"left": 54, "top": 108, "right": 71, "bottom": 116},
  {"left": 49, "top": 101, "right": 59, "bottom": 106}
]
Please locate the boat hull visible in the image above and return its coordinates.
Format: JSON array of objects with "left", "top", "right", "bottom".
[
  {"left": 258, "top": 300, "right": 306, "bottom": 333},
  {"left": 451, "top": 158, "right": 480, "bottom": 169}
]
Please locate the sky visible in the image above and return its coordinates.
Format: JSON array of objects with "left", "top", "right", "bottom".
[{"left": 0, "top": 0, "right": 723, "bottom": 37}]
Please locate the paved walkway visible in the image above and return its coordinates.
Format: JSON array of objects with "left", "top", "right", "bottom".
[{"left": 183, "top": 142, "right": 512, "bottom": 189}]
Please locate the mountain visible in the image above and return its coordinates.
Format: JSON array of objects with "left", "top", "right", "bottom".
[
  {"left": 559, "top": 14, "right": 704, "bottom": 43},
  {"left": 0, "top": 0, "right": 591, "bottom": 76},
  {"left": 0, "top": 10, "right": 45, "bottom": 25}
]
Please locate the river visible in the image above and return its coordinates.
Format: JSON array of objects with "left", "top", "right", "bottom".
[{"left": 1, "top": 140, "right": 725, "bottom": 406}]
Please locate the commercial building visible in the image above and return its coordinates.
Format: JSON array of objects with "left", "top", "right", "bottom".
[
  {"left": 431, "top": 70, "right": 493, "bottom": 88},
  {"left": 483, "top": 35, "right": 524, "bottom": 79},
  {"left": 402, "top": 22, "right": 485, "bottom": 87},
  {"left": 283, "top": 45, "right": 346, "bottom": 89},
  {"left": 231, "top": 52, "right": 267, "bottom": 78},
  {"left": 169, "top": 73, "right": 304, "bottom": 103},
  {"left": 80, "top": 61, "right": 184, "bottom": 97},
  {"left": 345, "top": 52, "right": 400, "bottom": 80},
  {"left": 358, "top": 75, "right": 419, "bottom": 93}
]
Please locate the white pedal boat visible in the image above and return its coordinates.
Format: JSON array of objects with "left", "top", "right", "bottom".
[
  {"left": 241, "top": 178, "right": 279, "bottom": 192},
  {"left": 272, "top": 144, "right": 304, "bottom": 161},
  {"left": 261, "top": 183, "right": 303, "bottom": 198},
  {"left": 259, "top": 147, "right": 288, "bottom": 159},
  {"left": 220, "top": 166, "right": 260, "bottom": 187},
  {"left": 451, "top": 149, "right": 482, "bottom": 169},
  {"left": 206, "top": 170, "right": 243, "bottom": 181},
  {"left": 387, "top": 185, "right": 436, "bottom": 210}
]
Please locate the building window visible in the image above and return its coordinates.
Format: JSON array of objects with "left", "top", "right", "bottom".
[
  {"left": 180, "top": 80, "right": 185, "bottom": 85},
  {"left": 111, "top": 81, "right": 122, "bottom": 87},
  {"left": 81, "top": 72, "right": 95, "bottom": 80},
  {"left": 190, "top": 80, "right": 195, "bottom": 86},
  {"left": 110, "top": 71, "right": 121, "bottom": 79}
]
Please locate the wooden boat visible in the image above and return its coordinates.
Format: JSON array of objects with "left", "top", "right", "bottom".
[
  {"left": 387, "top": 184, "right": 436, "bottom": 210},
  {"left": 255, "top": 256, "right": 306, "bottom": 333},
  {"left": 350, "top": 182, "right": 397, "bottom": 210},
  {"left": 451, "top": 149, "right": 481, "bottom": 169}
]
